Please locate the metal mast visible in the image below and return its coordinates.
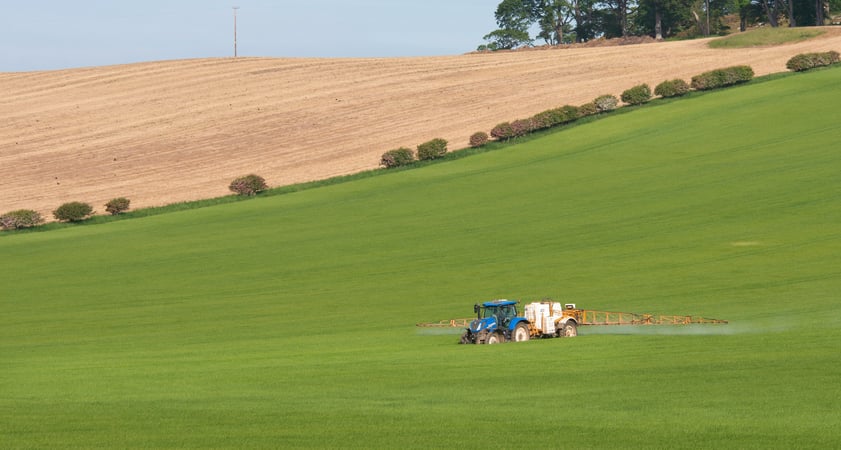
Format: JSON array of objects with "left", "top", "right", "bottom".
[{"left": 233, "top": 6, "right": 240, "bottom": 57}]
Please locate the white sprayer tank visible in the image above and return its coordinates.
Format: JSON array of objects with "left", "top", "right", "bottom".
[{"left": 524, "top": 301, "right": 566, "bottom": 335}]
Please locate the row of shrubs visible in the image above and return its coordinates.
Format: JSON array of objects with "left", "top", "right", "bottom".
[
  {"left": 412, "top": 54, "right": 832, "bottom": 163},
  {"left": 482, "top": 66, "right": 755, "bottom": 143},
  {"left": 0, "top": 198, "right": 130, "bottom": 230},
  {"left": 378, "top": 65, "right": 760, "bottom": 169},
  {"left": 786, "top": 51, "right": 840, "bottom": 72},
  {"left": 690, "top": 65, "right": 754, "bottom": 91},
  {"left": 1, "top": 174, "right": 272, "bottom": 231},
  {"left": 380, "top": 138, "right": 449, "bottom": 169}
]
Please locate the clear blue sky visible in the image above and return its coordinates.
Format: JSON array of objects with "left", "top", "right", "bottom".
[{"left": 2, "top": 0, "right": 501, "bottom": 72}]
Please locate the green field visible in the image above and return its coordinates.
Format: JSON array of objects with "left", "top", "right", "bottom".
[
  {"left": 709, "top": 26, "right": 825, "bottom": 48},
  {"left": 3, "top": 67, "right": 841, "bottom": 448}
]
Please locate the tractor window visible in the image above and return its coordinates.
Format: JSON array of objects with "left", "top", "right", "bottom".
[
  {"left": 482, "top": 305, "right": 517, "bottom": 321},
  {"left": 503, "top": 305, "right": 516, "bottom": 319}
]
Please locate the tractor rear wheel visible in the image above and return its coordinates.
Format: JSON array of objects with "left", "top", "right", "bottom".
[
  {"left": 512, "top": 323, "right": 530, "bottom": 342},
  {"left": 487, "top": 332, "right": 504, "bottom": 344},
  {"left": 561, "top": 321, "right": 578, "bottom": 337}
]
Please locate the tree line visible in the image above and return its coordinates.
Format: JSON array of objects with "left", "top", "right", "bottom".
[{"left": 479, "top": 0, "right": 841, "bottom": 50}]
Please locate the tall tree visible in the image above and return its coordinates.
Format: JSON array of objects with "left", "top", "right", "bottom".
[
  {"left": 796, "top": 0, "right": 828, "bottom": 25},
  {"left": 571, "top": 0, "right": 600, "bottom": 41},
  {"left": 536, "top": 0, "right": 576, "bottom": 44},
  {"left": 482, "top": 0, "right": 540, "bottom": 49},
  {"left": 731, "top": 0, "right": 757, "bottom": 31},
  {"left": 495, "top": 0, "right": 542, "bottom": 30},
  {"left": 758, "top": 0, "right": 782, "bottom": 26},
  {"left": 815, "top": 0, "right": 825, "bottom": 24},
  {"left": 599, "top": 0, "right": 637, "bottom": 37},
  {"left": 794, "top": 0, "right": 831, "bottom": 25},
  {"left": 788, "top": 0, "right": 798, "bottom": 25},
  {"left": 831, "top": 0, "right": 841, "bottom": 17},
  {"left": 482, "top": 29, "right": 533, "bottom": 49},
  {"left": 484, "top": 0, "right": 579, "bottom": 47},
  {"left": 636, "top": 0, "right": 695, "bottom": 38},
  {"left": 706, "top": 0, "right": 737, "bottom": 34}
]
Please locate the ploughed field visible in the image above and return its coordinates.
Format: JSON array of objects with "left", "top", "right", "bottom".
[{"left": 2, "top": 29, "right": 841, "bottom": 217}]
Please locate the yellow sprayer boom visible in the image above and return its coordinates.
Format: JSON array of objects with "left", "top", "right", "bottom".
[
  {"left": 416, "top": 318, "right": 473, "bottom": 328},
  {"left": 573, "top": 309, "right": 728, "bottom": 326}
]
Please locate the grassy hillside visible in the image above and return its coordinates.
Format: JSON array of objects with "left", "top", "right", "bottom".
[
  {"left": 709, "top": 27, "right": 825, "bottom": 48},
  {"left": 2, "top": 67, "right": 841, "bottom": 448}
]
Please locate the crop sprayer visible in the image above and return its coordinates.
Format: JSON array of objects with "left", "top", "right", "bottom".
[{"left": 416, "top": 300, "right": 728, "bottom": 344}]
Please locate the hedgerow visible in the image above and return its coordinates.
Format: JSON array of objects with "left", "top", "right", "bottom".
[
  {"left": 0, "top": 209, "right": 44, "bottom": 230},
  {"left": 556, "top": 105, "right": 580, "bottom": 124},
  {"left": 380, "top": 147, "right": 415, "bottom": 168},
  {"left": 510, "top": 118, "right": 535, "bottom": 137},
  {"left": 594, "top": 95, "right": 619, "bottom": 113},
  {"left": 53, "top": 202, "right": 93, "bottom": 222},
  {"left": 531, "top": 111, "right": 554, "bottom": 130},
  {"left": 654, "top": 79, "right": 690, "bottom": 98},
  {"left": 417, "top": 138, "right": 448, "bottom": 161},
  {"left": 469, "top": 132, "right": 489, "bottom": 148},
  {"left": 105, "top": 197, "right": 131, "bottom": 215},
  {"left": 533, "top": 105, "right": 580, "bottom": 130},
  {"left": 621, "top": 84, "right": 652, "bottom": 105},
  {"left": 579, "top": 102, "right": 598, "bottom": 117},
  {"left": 691, "top": 66, "right": 754, "bottom": 91},
  {"left": 786, "top": 51, "right": 840, "bottom": 72},
  {"left": 490, "top": 122, "right": 516, "bottom": 140}
]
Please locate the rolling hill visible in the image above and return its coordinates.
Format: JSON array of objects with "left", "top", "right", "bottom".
[
  {"left": 2, "top": 62, "right": 840, "bottom": 447},
  {"left": 2, "top": 29, "right": 841, "bottom": 218}
]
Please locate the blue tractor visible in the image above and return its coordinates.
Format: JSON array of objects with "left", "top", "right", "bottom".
[{"left": 459, "top": 299, "right": 532, "bottom": 344}]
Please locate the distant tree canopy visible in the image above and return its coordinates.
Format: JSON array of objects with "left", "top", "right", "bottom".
[
  {"left": 481, "top": 0, "right": 538, "bottom": 50},
  {"left": 479, "top": 0, "right": 837, "bottom": 48}
]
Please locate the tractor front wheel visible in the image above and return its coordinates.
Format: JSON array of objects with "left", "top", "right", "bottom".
[
  {"left": 512, "top": 323, "right": 530, "bottom": 342},
  {"left": 487, "top": 332, "right": 504, "bottom": 344}
]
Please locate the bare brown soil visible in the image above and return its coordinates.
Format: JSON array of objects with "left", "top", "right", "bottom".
[{"left": 3, "top": 29, "right": 841, "bottom": 219}]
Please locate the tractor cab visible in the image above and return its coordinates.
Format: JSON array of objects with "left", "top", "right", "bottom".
[{"left": 475, "top": 300, "right": 519, "bottom": 327}]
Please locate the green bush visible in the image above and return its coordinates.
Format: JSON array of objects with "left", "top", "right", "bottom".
[
  {"left": 104, "top": 197, "right": 131, "bottom": 215},
  {"left": 469, "top": 131, "right": 489, "bottom": 148},
  {"left": 691, "top": 65, "right": 754, "bottom": 90},
  {"left": 532, "top": 105, "right": 580, "bottom": 130},
  {"left": 579, "top": 102, "right": 598, "bottom": 116},
  {"left": 531, "top": 111, "right": 554, "bottom": 130},
  {"left": 621, "top": 84, "right": 652, "bottom": 105},
  {"left": 593, "top": 95, "right": 619, "bottom": 113},
  {"left": 654, "top": 79, "right": 691, "bottom": 98},
  {"left": 556, "top": 105, "right": 580, "bottom": 124},
  {"left": 0, "top": 209, "right": 44, "bottom": 230},
  {"left": 53, "top": 202, "right": 93, "bottom": 222},
  {"left": 380, "top": 147, "right": 415, "bottom": 168},
  {"left": 229, "top": 174, "right": 268, "bottom": 196},
  {"left": 786, "top": 51, "right": 840, "bottom": 71},
  {"left": 417, "top": 138, "right": 448, "bottom": 161},
  {"left": 510, "top": 118, "right": 535, "bottom": 137},
  {"left": 490, "top": 122, "right": 516, "bottom": 140}
]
